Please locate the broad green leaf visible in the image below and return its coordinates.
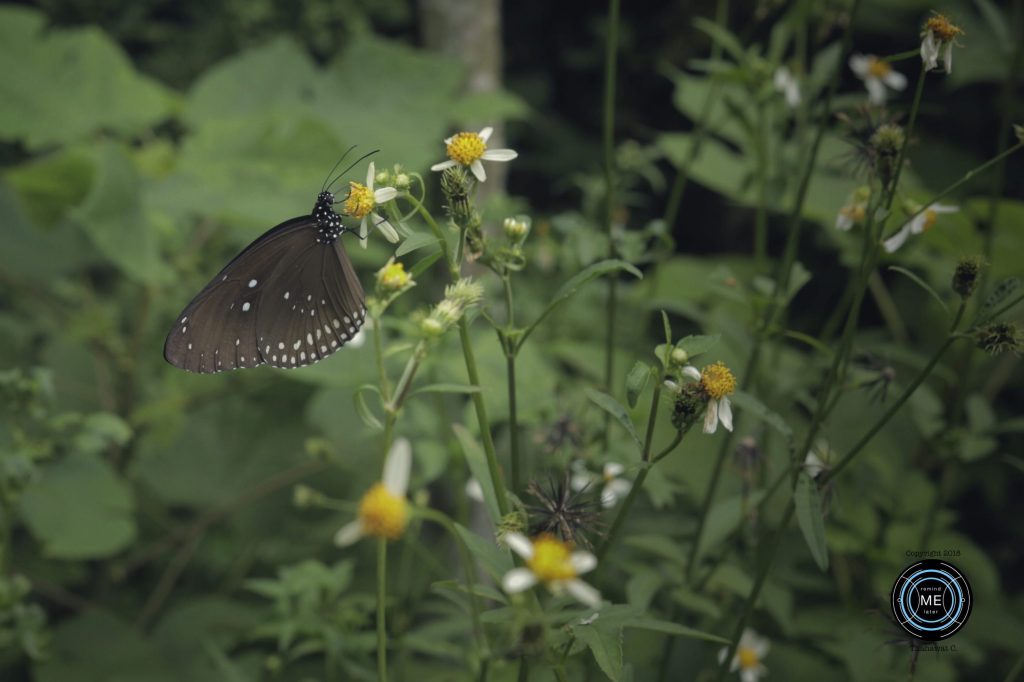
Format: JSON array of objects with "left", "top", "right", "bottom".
[
  {"left": 730, "top": 390, "right": 793, "bottom": 443},
  {"left": 573, "top": 621, "right": 623, "bottom": 682},
  {"left": 794, "top": 472, "right": 829, "bottom": 571},
  {"left": 453, "top": 424, "right": 501, "bottom": 524},
  {"left": 623, "top": 617, "right": 730, "bottom": 645},
  {"left": 19, "top": 453, "right": 135, "bottom": 559},
  {"left": 0, "top": 7, "right": 175, "bottom": 149},
  {"left": 396, "top": 231, "right": 441, "bottom": 257},
  {"left": 586, "top": 389, "right": 642, "bottom": 451},
  {"left": 677, "top": 334, "right": 721, "bottom": 359},
  {"left": 625, "top": 361, "right": 651, "bottom": 408},
  {"left": 692, "top": 18, "right": 748, "bottom": 65},
  {"left": 453, "top": 522, "right": 512, "bottom": 584},
  {"left": 521, "top": 259, "right": 642, "bottom": 344}
]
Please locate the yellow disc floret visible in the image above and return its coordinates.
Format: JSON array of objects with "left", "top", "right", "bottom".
[
  {"left": 343, "top": 181, "right": 375, "bottom": 219},
  {"left": 867, "top": 57, "right": 892, "bottom": 79},
  {"left": 446, "top": 132, "right": 487, "bottom": 165},
  {"left": 527, "top": 534, "right": 577, "bottom": 583},
  {"left": 357, "top": 483, "right": 408, "bottom": 540},
  {"left": 700, "top": 361, "right": 737, "bottom": 400},
  {"left": 377, "top": 260, "right": 411, "bottom": 292},
  {"left": 737, "top": 645, "right": 761, "bottom": 670},
  {"left": 840, "top": 204, "right": 866, "bottom": 223},
  {"left": 922, "top": 208, "right": 937, "bottom": 232},
  {"left": 924, "top": 14, "right": 964, "bottom": 42}
]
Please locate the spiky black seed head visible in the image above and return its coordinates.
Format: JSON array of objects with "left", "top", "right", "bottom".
[
  {"left": 525, "top": 475, "right": 603, "bottom": 550},
  {"left": 975, "top": 321, "right": 1022, "bottom": 356},
  {"left": 671, "top": 383, "right": 706, "bottom": 431},
  {"left": 952, "top": 256, "right": 983, "bottom": 299}
]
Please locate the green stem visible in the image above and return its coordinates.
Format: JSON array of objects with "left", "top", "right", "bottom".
[
  {"left": 459, "top": 318, "right": 511, "bottom": 517},
  {"left": 388, "top": 342, "right": 428, "bottom": 412},
  {"left": 596, "top": 466, "right": 649, "bottom": 563},
  {"left": 377, "top": 537, "right": 388, "bottom": 682},
  {"left": 373, "top": 314, "right": 391, "bottom": 402},
  {"left": 601, "top": 0, "right": 621, "bottom": 423},
  {"left": 753, "top": 97, "right": 769, "bottom": 269},
  {"left": 504, "top": 273, "right": 521, "bottom": 491}
]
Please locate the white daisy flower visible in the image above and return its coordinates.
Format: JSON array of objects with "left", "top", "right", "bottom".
[
  {"left": 501, "top": 532, "right": 601, "bottom": 608},
  {"left": 882, "top": 202, "right": 958, "bottom": 253},
  {"left": 835, "top": 186, "right": 871, "bottom": 232},
  {"left": 570, "top": 461, "right": 633, "bottom": 508},
  {"left": 849, "top": 54, "right": 907, "bottom": 106},
  {"left": 773, "top": 66, "right": 801, "bottom": 108},
  {"left": 683, "top": 362, "right": 737, "bottom": 434},
  {"left": 341, "top": 161, "right": 400, "bottom": 250},
  {"left": 334, "top": 438, "right": 411, "bottom": 546},
  {"left": 430, "top": 126, "right": 518, "bottom": 182},
  {"left": 920, "top": 14, "right": 964, "bottom": 73},
  {"left": 719, "top": 629, "right": 770, "bottom": 682}
]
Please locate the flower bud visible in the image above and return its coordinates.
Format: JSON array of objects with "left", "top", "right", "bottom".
[
  {"left": 394, "top": 172, "right": 411, "bottom": 190},
  {"left": 376, "top": 258, "right": 413, "bottom": 295},
  {"left": 503, "top": 216, "right": 530, "bottom": 244},
  {"left": 293, "top": 484, "right": 322, "bottom": 509},
  {"left": 420, "top": 317, "right": 445, "bottom": 338},
  {"left": 952, "top": 256, "right": 982, "bottom": 299},
  {"left": 446, "top": 278, "right": 484, "bottom": 307},
  {"left": 375, "top": 170, "right": 390, "bottom": 185},
  {"left": 670, "top": 348, "right": 690, "bottom": 366}
]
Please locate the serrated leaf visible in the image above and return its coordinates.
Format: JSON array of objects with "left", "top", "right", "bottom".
[
  {"left": 676, "top": 334, "right": 720, "bottom": 358},
  {"left": 625, "top": 361, "right": 651, "bottom": 408},
  {"left": 586, "top": 389, "right": 642, "bottom": 451},
  {"left": 794, "top": 472, "right": 829, "bottom": 571},
  {"left": 573, "top": 621, "right": 623, "bottom": 681}
]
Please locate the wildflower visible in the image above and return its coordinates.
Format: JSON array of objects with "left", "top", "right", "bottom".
[
  {"left": 773, "top": 66, "right": 801, "bottom": 108},
  {"left": 334, "top": 439, "right": 411, "bottom": 545},
  {"left": 719, "top": 629, "right": 770, "bottom": 682},
  {"left": 527, "top": 476, "right": 603, "bottom": 549},
  {"left": 570, "top": 461, "right": 632, "bottom": 508},
  {"left": 375, "top": 258, "right": 413, "bottom": 295},
  {"left": 342, "top": 162, "right": 400, "bottom": 249},
  {"left": 920, "top": 14, "right": 964, "bottom": 73},
  {"left": 882, "top": 202, "right": 958, "bottom": 253},
  {"left": 431, "top": 126, "right": 518, "bottom": 182},
  {"left": 835, "top": 186, "right": 871, "bottom": 231},
  {"left": 502, "top": 532, "right": 601, "bottom": 608},
  {"left": 683, "top": 361, "right": 737, "bottom": 434},
  {"left": 952, "top": 256, "right": 983, "bottom": 299},
  {"left": 421, "top": 279, "right": 484, "bottom": 337},
  {"left": 849, "top": 54, "right": 907, "bottom": 106},
  {"left": 503, "top": 216, "right": 531, "bottom": 244}
]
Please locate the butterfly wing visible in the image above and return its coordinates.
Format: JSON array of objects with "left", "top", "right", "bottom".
[
  {"left": 255, "top": 237, "right": 366, "bottom": 369},
  {"left": 164, "top": 217, "right": 366, "bottom": 373}
]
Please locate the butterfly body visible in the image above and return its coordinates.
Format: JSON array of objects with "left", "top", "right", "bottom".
[{"left": 164, "top": 191, "right": 366, "bottom": 374}]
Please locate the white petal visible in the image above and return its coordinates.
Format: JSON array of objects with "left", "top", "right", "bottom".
[
  {"left": 719, "top": 397, "right": 734, "bottom": 432},
  {"left": 383, "top": 437, "right": 411, "bottom": 496},
  {"left": 570, "top": 472, "right": 594, "bottom": 492},
  {"left": 431, "top": 160, "right": 457, "bottom": 172},
  {"left": 784, "top": 81, "right": 801, "bottom": 108},
  {"left": 943, "top": 42, "right": 953, "bottom": 73},
  {"left": 773, "top": 66, "right": 790, "bottom": 90},
  {"left": 932, "top": 203, "right": 959, "bottom": 214},
  {"left": 481, "top": 149, "right": 518, "bottom": 162},
  {"left": 884, "top": 70, "right": 907, "bottom": 91},
  {"left": 604, "top": 462, "right": 624, "bottom": 478},
  {"left": 479, "top": 126, "right": 493, "bottom": 142},
  {"left": 359, "top": 216, "right": 369, "bottom": 249},
  {"left": 571, "top": 552, "right": 597, "bottom": 575},
  {"left": 663, "top": 379, "right": 680, "bottom": 392},
  {"left": 804, "top": 451, "right": 825, "bottom": 478},
  {"left": 470, "top": 159, "right": 486, "bottom": 182},
  {"left": 609, "top": 479, "right": 632, "bottom": 498},
  {"left": 741, "top": 669, "right": 762, "bottom": 682},
  {"left": 374, "top": 187, "right": 398, "bottom": 203},
  {"left": 682, "top": 365, "right": 701, "bottom": 381},
  {"left": 882, "top": 224, "right": 912, "bottom": 253},
  {"left": 564, "top": 579, "right": 602, "bottom": 608},
  {"left": 600, "top": 488, "right": 618, "bottom": 507},
  {"left": 835, "top": 212, "right": 854, "bottom": 231},
  {"left": 865, "top": 78, "right": 887, "bottom": 106},
  {"left": 334, "top": 520, "right": 365, "bottom": 547},
  {"left": 349, "top": 330, "right": 366, "bottom": 348},
  {"left": 502, "top": 568, "right": 537, "bottom": 594},
  {"left": 921, "top": 33, "right": 939, "bottom": 71},
  {"left": 373, "top": 214, "right": 400, "bottom": 243},
  {"left": 465, "top": 478, "right": 484, "bottom": 503},
  {"left": 704, "top": 399, "right": 719, "bottom": 434},
  {"left": 504, "top": 532, "right": 534, "bottom": 560},
  {"left": 908, "top": 213, "right": 929, "bottom": 235},
  {"left": 366, "top": 161, "right": 375, "bottom": 188},
  {"left": 848, "top": 54, "right": 870, "bottom": 77}
]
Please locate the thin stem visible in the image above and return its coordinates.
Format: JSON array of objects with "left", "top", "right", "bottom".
[
  {"left": 373, "top": 314, "right": 391, "bottom": 402},
  {"left": 601, "top": 0, "right": 622, "bottom": 423},
  {"left": 504, "top": 273, "right": 521, "bottom": 491},
  {"left": 377, "top": 537, "right": 388, "bottom": 682}
]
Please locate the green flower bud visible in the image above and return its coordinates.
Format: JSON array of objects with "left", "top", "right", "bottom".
[{"left": 670, "top": 348, "right": 690, "bottom": 366}]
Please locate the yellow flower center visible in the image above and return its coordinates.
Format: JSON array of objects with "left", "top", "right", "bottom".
[
  {"left": 737, "top": 645, "right": 760, "bottom": 670},
  {"left": 700, "top": 361, "right": 737, "bottom": 400},
  {"left": 527, "top": 535, "right": 577, "bottom": 583},
  {"left": 343, "top": 182, "right": 375, "bottom": 219},
  {"left": 357, "top": 483, "right": 408, "bottom": 540},
  {"left": 446, "top": 132, "right": 487, "bottom": 165},
  {"left": 602, "top": 470, "right": 615, "bottom": 483},
  {"left": 840, "top": 204, "right": 866, "bottom": 223},
  {"left": 867, "top": 57, "right": 891, "bottom": 79},
  {"left": 377, "top": 261, "right": 411, "bottom": 291},
  {"left": 922, "top": 208, "right": 937, "bottom": 232},
  {"left": 925, "top": 15, "right": 963, "bottom": 42}
]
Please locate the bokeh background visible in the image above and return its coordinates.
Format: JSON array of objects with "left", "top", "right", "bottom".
[{"left": 1, "top": 0, "right": 1022, "bottom": 680}]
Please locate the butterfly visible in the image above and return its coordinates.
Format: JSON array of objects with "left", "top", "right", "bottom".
[{"left": 164, "top": 150, "right": 376, "bottom": 374}]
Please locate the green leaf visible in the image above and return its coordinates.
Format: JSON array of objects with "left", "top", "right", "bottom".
[
  {"left": 730, "top": 390, "right": 793, "bottom": 443},
  {"left": 692, "top": 17, "right": 748, "bottom": 64},
  {"left": 353, "top": 384, "right": 384, "bottom": 431},
  {"left": 0, "top": 7, "right": 175, "bottom": 150},
  {"left": 888, "top": 266, "right": 950, "bottom": 315},
  {"left": 410, "top": 383, "right": 482, "bottom": 397},
  {"left": 794, "top": 471, "right": 829, "bottom": 571},
  {"left": 622, "top": 617, "right": 730, "bottom": 645},
  {"left": 980, "top": 277, "right": 1020, "bottom": 319},
  {"left": 521, "top": 259, "right": 642, "bottom": 344},
  {"left": 452, "top": 89, "right": 531, "bottom": 124},
  {"left": 396, "top": 231, "right": 441, "bottom": 257},
  {"left": 453, "top": 424, "right": 500, "bottom": 525},
  {"left": 677, "top": 334, "right": 721, "bottom": 358},
  {"left": 573, "top": 621, "right": 623, "bottom": 681},
  {"left": 19, "top": 453, "right": 135, "bottom": 559},
  {"left": 585, "top": 389, "right": 642, "bottom": 451},
  {"left": 625, "top": 361, "right": 651, "bottom": 408},
  {"left": 452, "top": 522, "right": 512, "bottom": 584}
]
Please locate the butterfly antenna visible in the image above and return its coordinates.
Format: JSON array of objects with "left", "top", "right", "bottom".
[
  {"left": 320, "top": 145, "right": 358, "bottom": 193},
  {"left": 327, "top": 149, "right": 381, "bottom": 197}
]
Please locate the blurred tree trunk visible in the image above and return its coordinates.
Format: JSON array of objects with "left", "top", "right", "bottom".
[{"left": 419, "top": 0, "right": 507, "bottom": 195}]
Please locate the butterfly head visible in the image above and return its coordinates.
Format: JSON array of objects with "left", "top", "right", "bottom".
[{"left": 312, "top": 191, "right": 346, "bottom": 244}]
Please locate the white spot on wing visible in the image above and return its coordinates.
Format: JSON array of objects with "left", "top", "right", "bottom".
[
  {"left": 242, "top": 302, "right": 251, "bottom": 312},
  {"left": 293, "top": 340, "right": 302, "bottom": 350},
  {"left": 307, "top": 333, "right": 314, "bottom": 345},
  {"left": 332, "top": 319, "right": 341, "bottom": 328},
  {"left": 248, "top": 279, "right": 257, "bottom": 288},
  {"left": 284, "top": 292, "right": 290, "bottom": 300},
  {"left": 278, "top": 342, "right": 285, "bottom": 350}
]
